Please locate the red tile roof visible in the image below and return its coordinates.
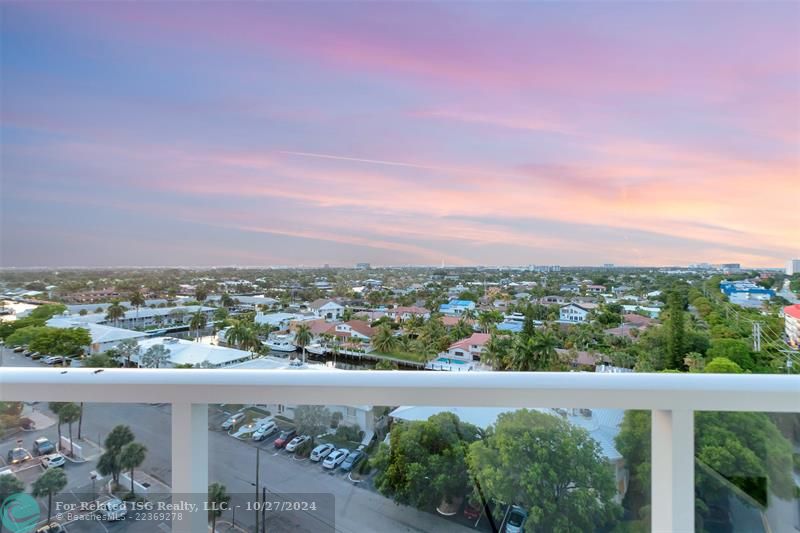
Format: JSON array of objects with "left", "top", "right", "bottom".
[
  {"left": 344, "top": 319, "right": 375, "bottom": 338},
  {"left": 447, "top": 333, "right": 491, "bottom": 351},
  {"left": 622, "top": 313, "right": 655, "bottom": 326},
  {"left": 784, "top": 304, "right": 800, "bottom": 320}
]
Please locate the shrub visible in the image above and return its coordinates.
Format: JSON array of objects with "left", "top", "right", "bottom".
[
  {"left": 335, "top": 424, "right": 362, "bottom": 442},
  {"left": 295, "top": 439, "right": 314, "bottom": 457}
]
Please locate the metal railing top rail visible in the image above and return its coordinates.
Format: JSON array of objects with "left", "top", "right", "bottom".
[{"left": 0, "top": 368, "right": 797, "bottom": 411}]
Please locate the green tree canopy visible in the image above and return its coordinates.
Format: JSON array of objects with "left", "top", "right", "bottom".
[
  {"left": 706, "top": 339, "right": 754, "bottom": 371},
  {"left": 704, "top": 357, "right": 743, "bottom": 374},
  {"left": 293, "top": 405, "right": 331, "bottom": 442},
  {"left": 469, "top": 409, "right": 621, "bottom": 532},
  {"left": 372, "top": 412, "right": 479, "bottom": 509}
]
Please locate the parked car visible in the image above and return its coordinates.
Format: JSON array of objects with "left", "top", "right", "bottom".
[
  {"left": 232, "top": 423, "right": 260, "bottom": 439},
  {"left": 285, "top": 435, "right": 311, "bottom": 453},
  {"left": 322, "top": 448, "right": 349, "bottom": 469},
  {"left": 340, "top": 450, "right": 365, "bottom": 472},
  {"left": 42, "top": 454, "right": 66, "bottom": 469},
  {"left": 252, "top": 421, "right": 277, "bottom": 441},
  {"left": 463, "top": 500, "right": 481, "bottom": 521},
  {"left": 505, "top": 505, "right": 527, "bottom": 533},
  {"left": 23, "top": 350, "right": 33, "bottom": 357},
  {"left": 221, "top": 412, "right": 245, "bottom": 431},
  {"left": 97, "top": 498, "right": 127, "bottom": 521},
  {"left": 44, "top": 356, "right": 64, "bottom": 365},
  {"left": 310, "top": 443, "right": 335, "bottom": 462},
  {"left": 273, "top": 429, "right": 297, "bottom": 449},
  {"left": 13, "top": 346, "right": 24, "bottom": 353},
  {"left": 29, "top": 352, "right": 42, "bottom": 360},
  {"left": 33, "top": 437, "right": 56, "bottom": 456},
  {"left": 7, "top": 447, "right": 32, "bottom": 465}
]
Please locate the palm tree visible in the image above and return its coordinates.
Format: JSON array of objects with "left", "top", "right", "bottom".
[
  {"left": 295, "top": 323, "right": 312, "bottom": 362},
  {"left": 190, "top": 311, "right": 208, "bottom": 341},
  {"left": 483, "top": 334, "right": 511, "bottom": 370},
  {"left": 49, "top": 402, "right": 68, "bottom": 451},
  {"left": 511, "top": 336, "right": 537, "bottom": 371},
  {"left": 372, "top": 324, "right": 398, "bottom": 354},
  {"left": 141, "top": 344, "right": 170, "bottom": 368},
  {"left": 220, "top": 293, "right": 234, "bottom": 308},
  {"left": 530, "top": 330, "right": 559, "bottom": 370},
  {"left": 32, "top": 468, "right": 67, "bottom": 524},
  {"left": 105, "top": 300, "right": 126, "bottom": 328},
  {"left": 116, "top": 338, "right": 141, "bottom": 368},
  {"left": 195, "top": 286, "right": 208, "bottom": 302},
  {"left": 225, "top": 321, "right": 250, "bottom": 348},
  {"left": 477, "top": 311, "right": 501, "bottom": 334},
  {"left": 58, "top": 403, "right": 81, "bottom": 458},
  {"left": 119, "top": 442, "right": 147, "bottom": 495},
  {"left": 208, "top": 482, "right": 231, "bottom": 532},
  {"left": 129, "top": 291, "right": 146, "bottom": 327}
]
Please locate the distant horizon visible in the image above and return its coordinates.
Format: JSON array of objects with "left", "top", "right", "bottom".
[
  {"left": 2, "top": 3, "right": 798, "bottom": 267},
  {"left": 0, "top": 261, "right": 794, "bottom": 272}
]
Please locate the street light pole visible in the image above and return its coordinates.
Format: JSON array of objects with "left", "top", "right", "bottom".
[{"left": 254, "top": 447, "right": 260, "bottom": 533}]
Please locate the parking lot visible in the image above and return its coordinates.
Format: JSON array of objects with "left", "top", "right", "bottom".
[{"left": 1, "top": 347, "right": 479, "bottom": 532}]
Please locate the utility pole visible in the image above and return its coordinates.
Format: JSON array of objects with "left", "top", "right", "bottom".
[
  {"left": 752, "top": 322, "right": 762, "bottom": 352},
  {"left": 254, "top": 447, "right": 260, "bottom": 533},
  {"left": 261, "top": 486, "right": 267, "bottom": 533}
]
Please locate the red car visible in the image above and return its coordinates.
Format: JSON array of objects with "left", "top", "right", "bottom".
[
  {"left": 273, "top": 429, "right": 297, "bottom": 448},
  {"left": 463, "top": 501, "right": 481, "bottom": 521}
]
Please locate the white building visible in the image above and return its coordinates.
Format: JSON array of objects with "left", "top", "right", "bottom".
[
  {"left": 309, "top": 299, "right": 345, "bottom": 320},
  {"left": 254, "top": 312, "right": 314, "bottom": 329},
  {"left": 132, "top": 337, "right": 253, "bottom": 368},
  {"left": 46, "top": 317, "right": 147, "bottom": 355},
  {"left": 559, "top": 303, "right": 598, "bottom": 323},
  {"left": 332, "top": 320, "right": 375, "bottom": 342},
  {"left": 74, "top": 305, "right": 216, "bottom": 330},
  {"left": 228, "top": 358, "right": 378, "bottom": 442},
  {"left": 784, "top": 305, "right": 800, "bottom": 348},
  {"left": 786, "top": 259, "right": 800, "bottom": 276},
  {"left": 441, "top": 333, "right": 491, "bottom": 362},
  {"left": 438, "top": 300, "right": 476, "bottom": 317}
]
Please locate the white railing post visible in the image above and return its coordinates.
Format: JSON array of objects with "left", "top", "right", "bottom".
[
  {"left": 651, "top": 409, "right": 694, "bottom": 532},
  {"left": 172, "top": 402, "right": 208, "bottom": 533}
]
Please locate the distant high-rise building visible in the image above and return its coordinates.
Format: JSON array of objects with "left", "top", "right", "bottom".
[
  {"left": 356, "top": 262, "right": 371, "bottom": 270},
  {"left": 786, "top": 259, "right": 800, "bottom": 275},
  {"left": 603, "top": 263, "right": 614, "bottom": 269},
  {"left": 528, "top": 265, "right": 561, "bottom": 273}
]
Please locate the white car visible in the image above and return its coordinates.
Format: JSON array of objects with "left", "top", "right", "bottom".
[
  {"left": 310, "top": 443, "right": 335, "bottom": 462},
  {"left": 232, "top": 423, "right": 259, "bottom": 439},
  {"left": 42, "top": 454, "right": 66, "bottom": 469},
  {"left": 285, "top": 435, "right": 311, "bottom": 453},
  {"left": 43, "top": 356, "right": 64, "bottom": 365},
  {"left": 322, "top": 448, "right": 349, "bottom": 469},
  {"left": 97, "top": 498, "right": 127, "bottom": 521},
  {"left": 222, "top": 412, "right": 245, "bottom": 431},
  {"left": 252, "top": 421, "right": 277, "bottom": 441}
]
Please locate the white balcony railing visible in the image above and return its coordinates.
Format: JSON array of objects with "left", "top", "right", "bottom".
[{"left": 1, "top": 368, "right": 797, "bottom": 533}]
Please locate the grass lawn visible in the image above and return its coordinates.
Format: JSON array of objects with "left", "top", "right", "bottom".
[{"left": 318, "top": 433, "right": 362, "bottom": 451}]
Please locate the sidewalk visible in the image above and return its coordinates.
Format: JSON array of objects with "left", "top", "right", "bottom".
[{"left": 21, "top": 404, "right": 56, "bottom": 431}]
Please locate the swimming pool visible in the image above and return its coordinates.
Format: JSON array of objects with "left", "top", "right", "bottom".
[{"left": 436, "top": 357, "right": 467, "bottom": 365}]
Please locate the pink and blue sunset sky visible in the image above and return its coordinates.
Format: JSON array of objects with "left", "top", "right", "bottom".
[{"left": 1, "top": 2, "right": 798, "bottom": 267}]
